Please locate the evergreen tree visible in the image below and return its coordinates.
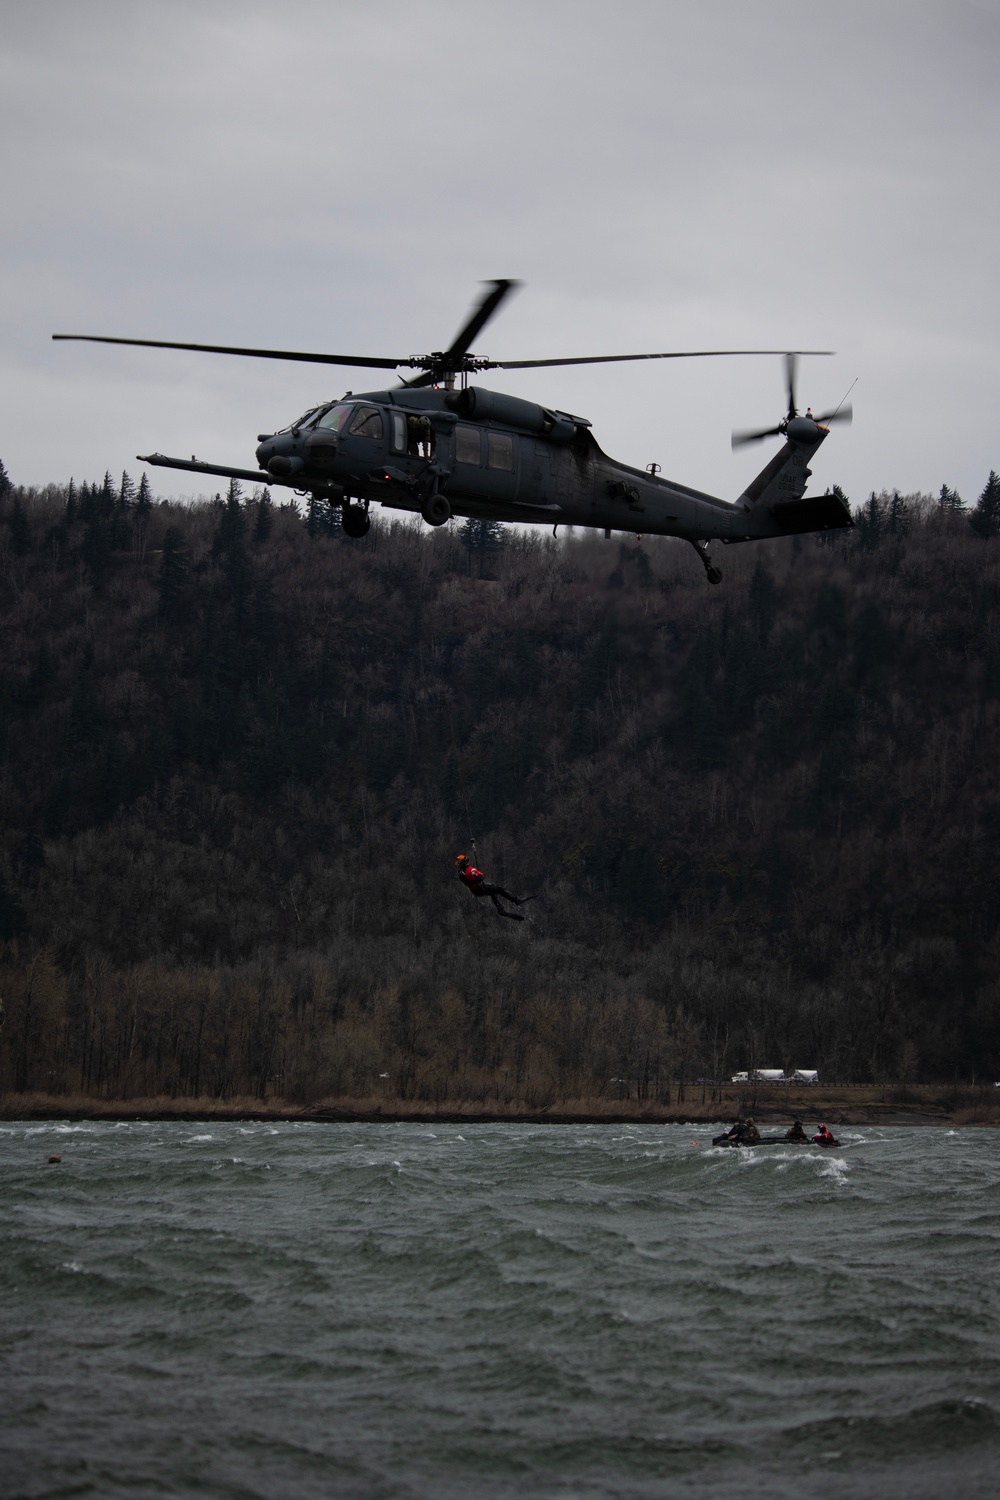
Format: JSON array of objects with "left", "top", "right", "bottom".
[
  {"left": 98, "top": 471, "right": 116, "bottom": 517},
  {"left": 78, "top": 481, "right": 97, "bottom": 522},
  {"left": 460, "top": 516, "right": 504, "bottom": 576},
  {"left": 135, "top": 473, "right": 152, "bottom": 521},
  {"left": 854, "top": 492, "right": 886, "bottom": 551},
  {"left": 0, "top": 874, "right": 26, "bottom": 940},
  {"left": 6, "top": 494, "right": 31, "bottom": 556},
  {"left": 14, "top": 830, "right": 46, "bottom": 882},
  {"left": 938, "top": 483, "right": 964, "bottom": 512},
  {"left": 253, "top": 487, "right": 274, "bottom": 543},
  {"left": 969, "top": 471, "right": 1000, "bottom": 540},
  {"left": 157, "top": 525, "right": 189, "bottom": 619},
  {"left": 110, "top": 470, "right": 135, "bottom": 551},
  {"left": 65, "top": 480, "right": 78, "bottom": 527},
  {"left": 887, "top": 491, "right": 909, "bottom": 535},
  {"left": 749, "top": 560, "right": 778, "bottom": 643},
  {"left": 0, "top": 456, "right": 11, "bottom": 512},
  {"left": 212, "top": 478, "right": 245, "bottom": 558},
  {"left": 80, "top": 514, "right": 113, "bottom": 581},
  {"left": 305, "top": 494, "right": 341, "bottom": 537}
]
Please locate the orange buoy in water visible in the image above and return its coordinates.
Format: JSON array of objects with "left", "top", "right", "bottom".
[{"left": 48, "top": 1154, "right": 61, "bottom": 1164}]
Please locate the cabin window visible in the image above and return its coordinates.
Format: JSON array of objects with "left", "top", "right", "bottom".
[
  {"left": 391, "top": 412, "right": 407, "bottom": 453},
  {"left": 349, "top": 405, "right": 383, "bottom": 440},
  {"left": 315, "top": 403, "right": 354, "bottom": 432},
  {"left": 455, "top": 425, "right": 481, "bottom": 464},
  {"left": 487, "top": 431, "right": 514, "bottom": 472}
]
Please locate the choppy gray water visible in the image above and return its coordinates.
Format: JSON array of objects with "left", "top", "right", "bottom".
[{"left": 2, "top": 1121, "right": 999, "bottom": 1500}]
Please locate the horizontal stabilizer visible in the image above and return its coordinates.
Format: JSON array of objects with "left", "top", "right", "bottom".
[{"left": 769, "top": 490, "right": 853, "bottom": 534}]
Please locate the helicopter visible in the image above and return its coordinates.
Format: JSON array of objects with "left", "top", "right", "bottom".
[{"left": 53, "top": 279, "right": 852, "bottom": 584}]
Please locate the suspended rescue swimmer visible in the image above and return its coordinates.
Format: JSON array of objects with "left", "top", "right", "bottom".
[
  {"left": 53, "top": 280, "right": 853, "bottom": 585},
  {"left": 455, "top": 853, "right": 533, "bottom": 922}
]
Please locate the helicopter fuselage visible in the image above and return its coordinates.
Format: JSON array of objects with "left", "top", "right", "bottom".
[
  {"left": 58, "top": 278, "right": 854, "bottom": 577},
  {"left": 142, "top": 381, "right": 851, "bottom": 564}
]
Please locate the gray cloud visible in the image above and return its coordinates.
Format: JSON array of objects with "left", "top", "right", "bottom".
[{"left": 2, "top": 0, "right": 999, "bottom": 508}]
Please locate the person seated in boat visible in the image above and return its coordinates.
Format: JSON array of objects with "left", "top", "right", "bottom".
[
  {"left": 716, "top": 1117, "right": 761, "bottom": 1146},
  {"left": 813, "top": 1123, "right": 839, "bottom": 1146},
  {"left": 784, "top": 1119, "right": 808, "bottom": 1142}
]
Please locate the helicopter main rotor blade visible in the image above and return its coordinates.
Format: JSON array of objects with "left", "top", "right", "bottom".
[
  {"left": 52, "top": 334, "right": 405, "bottom": 370},
  {"left": 443, "top": 279, "right": 521, "bottom": 362},
  {"left": 495, "top": 348, "right": 832, "bottom": 370},
  {"left": 400, "top": 279, "right": 522, "bottom": 387}
]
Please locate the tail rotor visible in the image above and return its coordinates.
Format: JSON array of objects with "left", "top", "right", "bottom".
[{"left": 732, "top": 353, "right": 852, "bottom": 449}]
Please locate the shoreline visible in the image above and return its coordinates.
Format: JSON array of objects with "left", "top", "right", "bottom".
[{"left": 2, "top": 1089, "right": 997, "bottom": 1128}]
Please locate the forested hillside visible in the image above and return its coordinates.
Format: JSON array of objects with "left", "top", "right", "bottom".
[{"left": 1, "top": 463, "right": 999, "bottom": 1104}]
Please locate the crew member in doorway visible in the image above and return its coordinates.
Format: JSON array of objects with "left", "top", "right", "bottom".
[{"left": 455, "top": 854, "right": 533, "bottom": 921}]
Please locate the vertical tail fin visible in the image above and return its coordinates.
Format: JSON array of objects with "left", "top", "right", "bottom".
[
  {"left": 735, "top": 424, "right": 852, "bottom": 536},
  {"left": 736, "top": 424, "right": 828, "bottom": 513}
]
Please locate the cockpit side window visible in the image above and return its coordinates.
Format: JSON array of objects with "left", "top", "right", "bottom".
[
  {"left": 348, "top": 405, "right": 384, "bottom": 440},
  {"left": 315, "top": 403, "right": 355, "bottom": 432}
]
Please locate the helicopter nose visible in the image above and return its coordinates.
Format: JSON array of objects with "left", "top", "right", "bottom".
[
  {"left": 266, "top": 455, "right": 304, "bottom": 477},
  {"left": 303, "top": 429, "right": 339, "bottom": 470}
]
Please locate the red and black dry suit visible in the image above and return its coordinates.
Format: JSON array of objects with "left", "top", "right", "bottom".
[{"left": 456, "top": 857, "right": 531, "bottom": 921}]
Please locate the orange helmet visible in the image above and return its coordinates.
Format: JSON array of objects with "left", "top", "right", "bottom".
[{"left": 455, "top": 853, "right": 467, "bottom": 865}]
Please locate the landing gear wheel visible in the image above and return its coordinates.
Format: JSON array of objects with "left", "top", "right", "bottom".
[
  {"left": 706, "top": 566, "right": 722, "bottom": 585},
  {"left": 341, "top": 504, "right": 370, "bottom": 539},
  {"left": 421, "top": 493, "right": 452, "bottom": 527}
]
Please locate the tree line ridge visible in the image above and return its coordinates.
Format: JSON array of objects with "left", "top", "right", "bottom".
[{"left": 0, "top": 461, "right": 998, "bottom": 1105}]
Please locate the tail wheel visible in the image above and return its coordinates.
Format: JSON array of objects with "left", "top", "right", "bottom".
[
  {"left": 341, "top": 504, "right": 370, "bottom": 539},
  {"left": 421, "top": 494, "right": 452, "bottom": 527}
]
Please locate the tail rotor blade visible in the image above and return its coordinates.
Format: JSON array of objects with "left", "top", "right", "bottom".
[
  {"left": 731, "top": 424, "right": 783, "bottom": 450},
  {"left": 785, "top": 352, "right": 798, "bottom": 419},
  {"left": 814, "top": 403, "right": 852, "bottom": 428}
]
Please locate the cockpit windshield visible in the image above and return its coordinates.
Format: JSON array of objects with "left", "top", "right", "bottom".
[
  {"left": 277, "top": 407, "right": 322, "bottom": 434},
  {"left": 315, "top": 403, "right": 355, "bottom": 432}
]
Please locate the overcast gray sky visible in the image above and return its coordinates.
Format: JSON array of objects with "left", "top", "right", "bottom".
[{"left": 3, "top": 0, "right": 999, "bottom": 508}]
